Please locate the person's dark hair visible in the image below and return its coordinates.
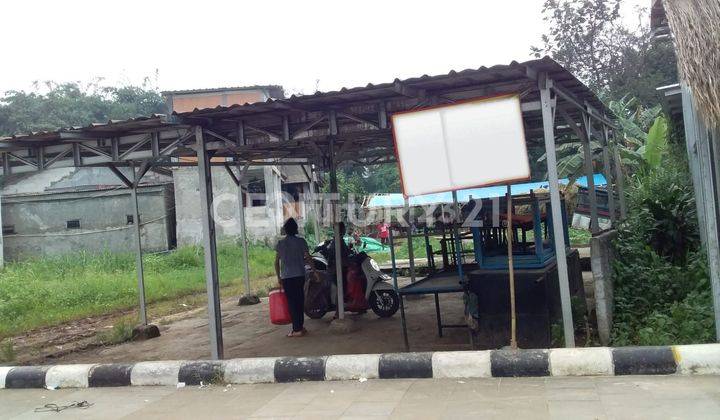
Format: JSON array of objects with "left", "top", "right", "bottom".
[{"left": 283, "top": 218, "right": 299, "bottom": 236}]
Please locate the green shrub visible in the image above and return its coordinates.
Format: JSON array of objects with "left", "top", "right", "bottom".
[{"left": 611, "top": 158, "right": 714, "bottom": 346}]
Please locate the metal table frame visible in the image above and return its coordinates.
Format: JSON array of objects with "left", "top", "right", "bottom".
[
  {"left": 398, "top": 269, "right": 471, "bottom": 344},
  {"left": 389, "top": 211, "right": 473, "bottom": 351}
]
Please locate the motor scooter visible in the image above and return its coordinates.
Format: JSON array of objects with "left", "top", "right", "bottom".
[{"left": 304, "top": 240, "right": 399, "bottom": 319}]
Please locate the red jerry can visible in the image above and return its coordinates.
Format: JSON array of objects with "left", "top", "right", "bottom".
[{"left": 269, "top": 289, "right": 291, "bottom": 325}]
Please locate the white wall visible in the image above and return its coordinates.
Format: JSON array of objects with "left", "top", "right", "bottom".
[{"left": 173, "top": 166, "right": 285, "bottom": 246}]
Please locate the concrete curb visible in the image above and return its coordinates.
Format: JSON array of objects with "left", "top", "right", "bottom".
[{"left": 1, "top": 344, "right": 719, "bottom": 389}]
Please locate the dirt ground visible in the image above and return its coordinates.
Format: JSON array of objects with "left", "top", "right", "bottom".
[
  {"left": 4, "top": 261, "right": 466, "bottom": 365},
  {"left": 40, "top": 278, "right": 471, "bottom": 364},
  {"left": 11, "top": 254, "right": 593, "bottom": 365}
]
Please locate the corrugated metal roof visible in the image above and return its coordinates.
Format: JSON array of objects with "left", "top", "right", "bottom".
[
  {"left": 175, "top": 56, "right": 610, "bottom": 119},
  {"left": 0, "top": 114, "right": 174, "bottom": 143},
  {"left": 162, "top": 85, "right": 285, "bottom": 98},
  {"left": 0, "top": 57, "right": 610, "bottom": 146}
]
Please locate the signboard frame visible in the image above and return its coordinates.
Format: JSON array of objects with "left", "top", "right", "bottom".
[{"left": 391, "top": 93, "right": 531, "bottom": 197}]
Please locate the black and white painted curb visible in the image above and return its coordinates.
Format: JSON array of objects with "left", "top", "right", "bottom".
[{"left": 1, "top": 344, "right": 719, "bottom": 389}]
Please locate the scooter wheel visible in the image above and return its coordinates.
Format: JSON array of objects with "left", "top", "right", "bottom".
[
  {"left": 369, "top": 290, "right": 399, "bottom": 318},
  {"left": 305, "top": 308, "right": 327, "bottom": 319}
]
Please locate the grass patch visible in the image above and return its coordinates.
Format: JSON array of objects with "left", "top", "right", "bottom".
[
  {"left": 0, "top": 242, "right": 277, "bottom": 339},
  {"left": 371, "top": 236, "right": 443, "bottom": 263},
  {"left": 568, "top": 227, "right": 591, "bottom": 246},
  {"left": 96, "top": 319, "right": 134, "bottom": 345}
]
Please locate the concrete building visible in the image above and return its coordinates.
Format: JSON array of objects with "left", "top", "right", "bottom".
[
  {"left": 0, "top": 167, "right": 175, "bottom": 261},
  {"left": 163, "top": 86, "right": 315, "bottom": 245},
  {"left": 163, "top": 86, "right": 285, "bottom": 114}
]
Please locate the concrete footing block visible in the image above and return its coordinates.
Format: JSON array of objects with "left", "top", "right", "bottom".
[
  {"left": 549, "top": 347, "right": 613, "bottom": 376},
  {"left": 223, "top": 357, "right": 277, "bottom": 384},
  {"left": 432, "top": 351, "right": 491, "bottom": 379},
  {"left": 238, "top": 294, "right": 261, "bottom": 306},
  {"left": 673, "top": 344, "right": 720, "bottom": 375},
  {"left": 325, "top": 354, "right": 379, "bottom": 380},
  {"left": 46, "top": 364, "right": 95, "bottom": 389},
  {"left": 131, "top": 324, "right": 161, "bottom": 341},
  {"left": 131, "top": 361, "right": 182, "bottom": 386}
]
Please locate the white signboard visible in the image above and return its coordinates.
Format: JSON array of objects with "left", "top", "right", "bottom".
[{"left": 392, "top": 94, "right": 530, "bottom": 197}]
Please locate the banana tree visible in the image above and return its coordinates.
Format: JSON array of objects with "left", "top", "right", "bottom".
[
  {"left": 608, "top": 96, "right": 668, "bottom": 173},
  {"left": 536, "top": 137, "right": 604, "bottom": 187},
  {"left": 536, "top": 96, "right": 668, "bottom": 184}
]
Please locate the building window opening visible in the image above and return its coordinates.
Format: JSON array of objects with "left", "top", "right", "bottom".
[
  {"left": 247, "top": 177, "right": 267, "bottom": 207},
  {"left": 66, "top": 220, "right": 81, "bottom": 229}
]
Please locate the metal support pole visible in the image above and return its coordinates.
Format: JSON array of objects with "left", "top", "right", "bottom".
[
  {"left": 390, "top": 228, "right": 409, "bottom": 351},
  {"left": 582, "top": 115, "right": 600, "bottom": 233},
  {"left": 329, "top": 135, "right": 345, "bottom": 319},
  {"left": 196, "top": 126, "right": 224, "bottom": 359},
  {"left": 108, "top": 163, "right": 150, "bottom": 327},
  {"left": 232, "top": 122, "right": 257, "bottom": 305},
  {"left": 236, "top": 161, "right": 253, "bottom": 299},
  {"left": 681, "top": 85, "right": 720, "bottom": 341},
  {"left": 451, "top": 191, "right": 465, "bottom": 283},
  {"left": 434, "top": 293, "right": 442, "bottom": 337},
  {"left": 540, "top": 79, "right": 575, "bottom": 347},
  {"left": 682, "top": 95, "right": 708, "bottom": 245},
  {"left": 506, "top": 185, "right": 517, "bottom": 349},
  {"left": 602, "top": 125, "right": 617, "bottom": 227},
  {"left": 404, "top": 197, "right": 416, "bottom": 283},
  {"left": 424, "top": 226, "right": 433, "bottom": 270},
  {"left": 308, "top": 167, "right": 322, "bottom": 245},
  {"left": 697, "top": 126, "right": 720, "bottom": 342},
  {"left": 131, "top": 167, "right": 148, "bottom": 326},
  {"left": 610, "top": 131, "right": 627, "bottom": 220},
  {"left": 2, "top": 152, "right": 11, "bottom": 176}
]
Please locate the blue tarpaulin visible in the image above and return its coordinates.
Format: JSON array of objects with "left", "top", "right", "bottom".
[{"left": 366, "top": 174, "right": 607, "bottom": 208}]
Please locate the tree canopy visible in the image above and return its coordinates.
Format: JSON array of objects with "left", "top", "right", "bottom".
[
  {"left": 0, "top": 79, "right": 165, "bottom": 137},
  {"left": 532, "top": 0, "right": 678, "bottom": 107},
  {"left": 324, "top": 164, "right": 401, "bottom": 198}
]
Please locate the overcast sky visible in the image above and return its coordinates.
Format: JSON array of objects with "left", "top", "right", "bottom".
[{"left": 1, "top": 0, "right": 647, "bottom": 96}]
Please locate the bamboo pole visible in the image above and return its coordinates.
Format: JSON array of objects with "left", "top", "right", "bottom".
[{"left": 506, "top": 185, "right": 518, "bottom": 349}]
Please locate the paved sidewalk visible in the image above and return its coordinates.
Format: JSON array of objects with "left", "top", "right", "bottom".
[{"left": 2, "top": 375, "right": 719, "bottom": 419}]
